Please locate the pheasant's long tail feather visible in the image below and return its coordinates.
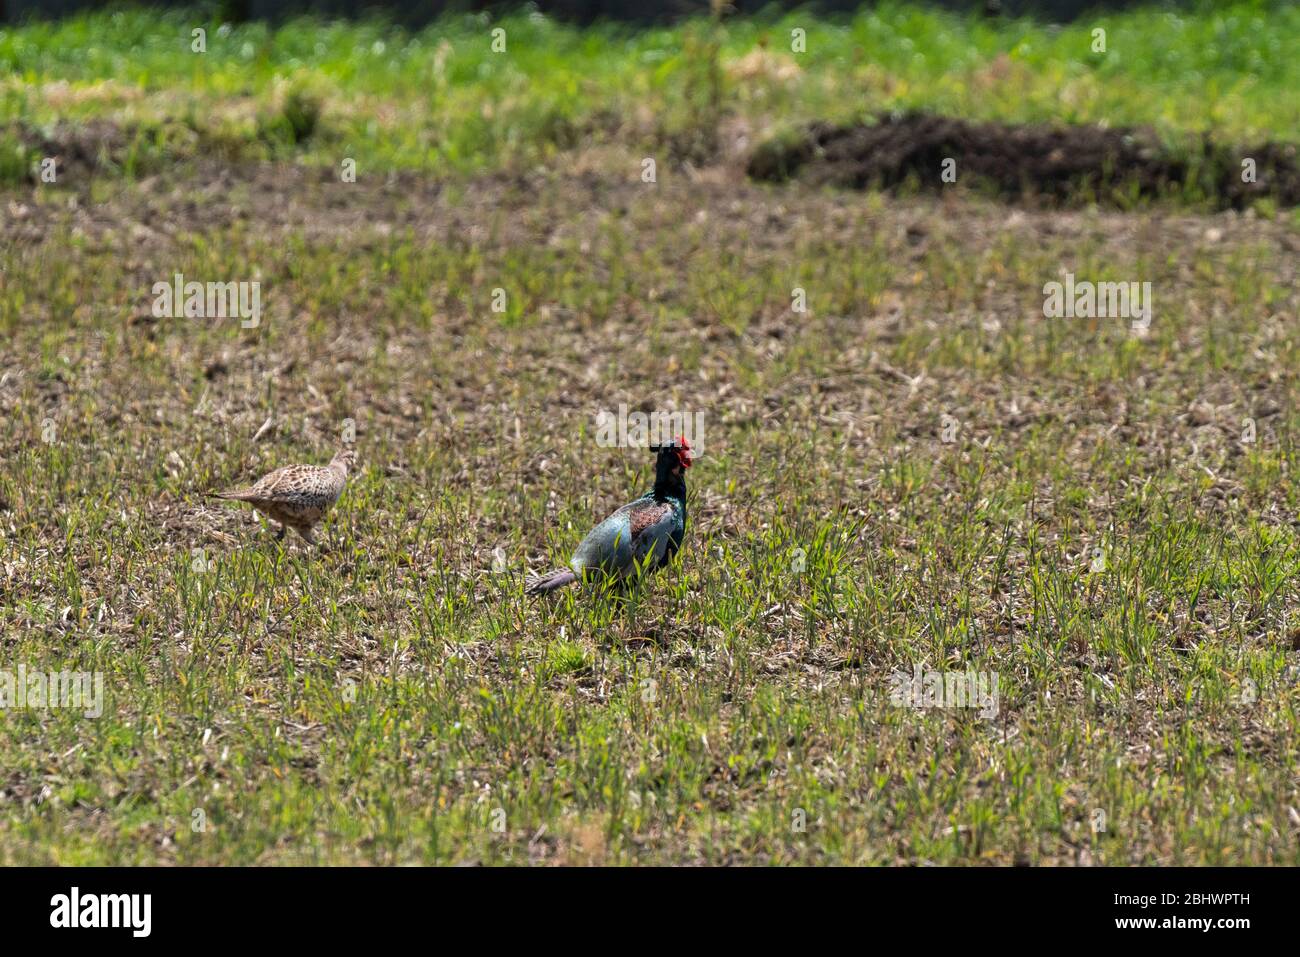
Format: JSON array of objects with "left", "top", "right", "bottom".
[
  {"left": 525, "top": 568, "right": 578, "bottom": 595},
  {"left": 209, "top": 490, "right": 254, "bottom": 501}
]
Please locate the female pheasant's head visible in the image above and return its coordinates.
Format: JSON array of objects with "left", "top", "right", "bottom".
[
  {"left": 650, "top": 436, "right": 692, "bottom": 497},
  {"left": 331, "top": 448, "right": 358, "bottom": 473}
]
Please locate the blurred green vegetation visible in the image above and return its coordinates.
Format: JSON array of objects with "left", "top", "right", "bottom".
[{"left": 1, "top": 1, "right": 1295, "bottom": 179}]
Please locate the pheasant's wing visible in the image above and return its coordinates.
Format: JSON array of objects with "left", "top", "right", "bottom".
[
  {"left": 572, "top": 498, "right": 679, "bottom": 574},
  {"left": 251, "top": 465, "right": 340, "bottom": 504},
  {"left": 569, "top": 510, "right": 635, "bottom": 576},
  {"left": 628, "top": 501, "right": 679, "bottom": 568},
  {"left": 245, "top": 465, "right": 299, "bottom": 498},
  {"left": 213, "top": 464, "right": 296, "bottom": 501}
]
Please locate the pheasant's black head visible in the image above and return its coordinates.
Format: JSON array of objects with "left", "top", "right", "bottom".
[
  {"left": 651, "top": 435, "right": 692, "bottom": 471},
  {"left": 650, "top": 435, "right": 692, "bottom": 498}
]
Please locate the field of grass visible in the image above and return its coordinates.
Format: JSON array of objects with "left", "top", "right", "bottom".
[
  {"left": 2, "top": 1, "right": 1298, "bottom": 179},
  {"left": 1, "top": 2, "right": 1298, "bottom": 865}
]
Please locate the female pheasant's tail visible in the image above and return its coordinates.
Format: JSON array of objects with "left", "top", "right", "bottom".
[
  {"left": 208, "top": 489, "right": 255, "bottom": 501},
  {"left": 525, "top": 568, "right": 578, "bottom": 595}
]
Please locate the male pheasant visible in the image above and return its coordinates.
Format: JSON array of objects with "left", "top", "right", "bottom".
[
  {"left": 209, "top": 449, "right": 356, "bottom": 545},
  {"left": 526, "top": 437, "right": 692, "bottom": 594}
]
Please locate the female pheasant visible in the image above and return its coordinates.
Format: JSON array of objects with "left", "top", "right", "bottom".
[
  {"left": 209, "top": 449, "right": 356, "bottom": 545},
  {"left": 526, "top": 437, "right": 692, "bottom": 594}
]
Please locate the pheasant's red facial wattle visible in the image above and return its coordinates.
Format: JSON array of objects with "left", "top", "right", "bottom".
[{"left": 675, "top": 435, "right": 693, "bottom": 470}]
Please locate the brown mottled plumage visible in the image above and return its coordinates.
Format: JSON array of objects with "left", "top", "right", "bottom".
[{"left": 209, "top": 449, "right": 356, "bottom": 545}]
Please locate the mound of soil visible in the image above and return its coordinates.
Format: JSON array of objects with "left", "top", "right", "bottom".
[
  {"left": 747, "top": 112, "right": 1300, "bottom": 209},
  {"left": 5, "top": 121, "right": 130, "bottom": 183}
]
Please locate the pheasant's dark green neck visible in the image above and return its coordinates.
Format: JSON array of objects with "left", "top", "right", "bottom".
[
  {"left": 649, "top": 447, "right": 689, "bottom": 539},
  {"left": 651, "top": 477, "right": 686, "bottom": 504},
  {"left": 652, "top": 456, "right": 687, "bottom": 504}
]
